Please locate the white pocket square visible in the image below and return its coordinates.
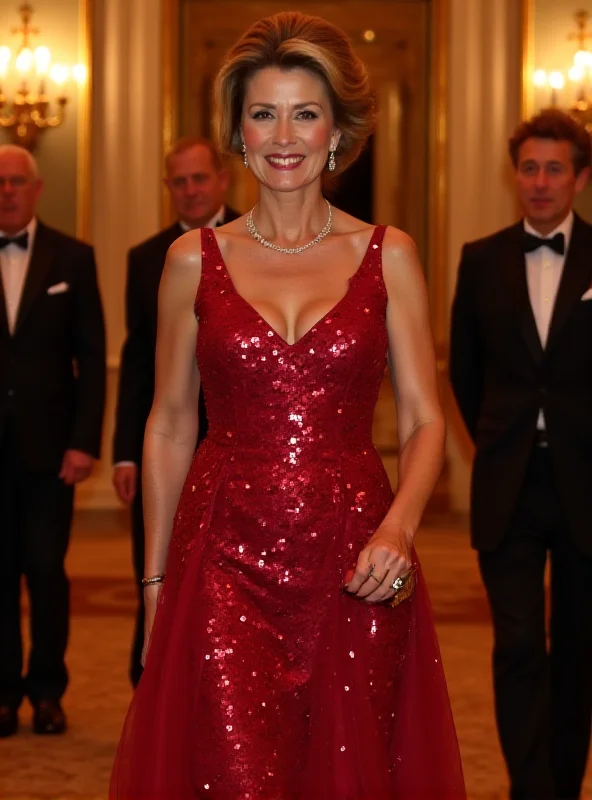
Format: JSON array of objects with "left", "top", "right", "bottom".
[{"left": 47, "top": 282, "right": 69, "bottom": 295}]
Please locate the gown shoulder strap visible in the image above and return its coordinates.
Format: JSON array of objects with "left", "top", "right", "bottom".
[
  {"left": 195, "top": 227, "right": 220, "bottom": 315},
  {"left": 370, "top": 224, "right": 388, "bottom": 249},
  {"left": 359, "top": 225, "right": 389, "bottom": 294}
]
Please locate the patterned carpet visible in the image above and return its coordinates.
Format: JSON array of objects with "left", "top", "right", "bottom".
[{"left": 1, "top": 509, "right": 590, "bottom": 800}]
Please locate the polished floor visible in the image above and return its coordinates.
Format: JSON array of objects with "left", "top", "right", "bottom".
[{"left": 1, "top": 509, "right": 591, "bottom": 800}]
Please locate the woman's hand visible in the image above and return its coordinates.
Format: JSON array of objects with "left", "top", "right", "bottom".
[
  {"left": 344, "top": 526, "right": 413, "bottom": 604},
  {"left": 141, "top": 583, "right": 163, "bottom": 667}
]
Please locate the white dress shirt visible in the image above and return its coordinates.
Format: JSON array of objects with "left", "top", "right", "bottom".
[
  {"left": 0, "top": 217, "right": 37, "bottom": 334},
  {"left": 524, "top": 210, "right": 573, "bottom": 429}
]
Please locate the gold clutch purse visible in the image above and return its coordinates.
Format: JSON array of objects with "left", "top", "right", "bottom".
[{"left": 390, "top": 565, "right": 417, "bottom": 607}]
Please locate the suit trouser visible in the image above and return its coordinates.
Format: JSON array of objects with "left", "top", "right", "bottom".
[
  {"left": 129, "top": 487, "right": 145, "bottom": 688},
  {"left": 0, "top": 423, "right": 74, "bottom": 707},
  {"left": 479, "top": 446, "right": 592, "bottom": 800}
]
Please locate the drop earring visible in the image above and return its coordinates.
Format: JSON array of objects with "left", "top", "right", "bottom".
[
  {"left": 242, "top": 140, "right": 248, "bottom": 169},
  {"left": 328, "top": 149, "right": 336, "bottom": 172}
]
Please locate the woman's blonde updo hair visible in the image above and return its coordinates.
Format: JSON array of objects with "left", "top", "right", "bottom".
[{"left": 214, "top": 12, "right": 375, "bottom": 176}]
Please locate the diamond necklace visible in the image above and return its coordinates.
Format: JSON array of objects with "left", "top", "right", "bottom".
[{"left": 246, "top": 199, "right": 332, "bottom": 254}]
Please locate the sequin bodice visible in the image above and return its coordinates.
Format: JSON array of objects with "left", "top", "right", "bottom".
[{"left": 196, "top": 226, "right": 388, "bottom": 454}]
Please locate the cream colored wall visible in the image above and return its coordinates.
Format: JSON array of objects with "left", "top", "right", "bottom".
[{"left": 0, "top": 1, "right": 84, "bottom": 237}]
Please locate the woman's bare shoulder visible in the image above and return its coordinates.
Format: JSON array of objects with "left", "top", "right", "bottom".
[
  {"left": 160, "top": 230, "right": 204, "bottom": 303},
  {"left": 382, "top": 225, "right": 420, "bottom": 268},
  {"left": 167, "top": 229, "right": 203, "bottom": 266},
  {"left": 380, "top": 226, "right": 425, "bottom": 299}
]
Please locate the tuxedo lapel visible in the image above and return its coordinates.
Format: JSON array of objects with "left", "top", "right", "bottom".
[
  {"left": 168, "top": 222, "right": 183, "bottom": 242},
  {"left": 222, "top": 206, "right": 240, "bottom": 225},
  {"left": 161, "top": 222, "right": 183, "bottom": 272},
  {"left": 546, "top": 214, "right": 592, "bottom": 354},
  {"left": 501, "top": 222, "right": 544, "bottom": 365},
  {"left": 13, "top": 222, "right": 54, "bottom": 336}
]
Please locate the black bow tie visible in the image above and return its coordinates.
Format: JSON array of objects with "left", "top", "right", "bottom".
[
  {"left": 0, "top": 232, "right": 29, "bottom": 251},
  {"left": 522, "top": 231, "right": 565, "bottom": 256}
]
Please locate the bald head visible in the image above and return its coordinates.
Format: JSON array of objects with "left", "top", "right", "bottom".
[
  {"left": 0, "top": 145, "right": 43, "bottom": 234},
  {"left": 0, "top": 145, "right": 38, "bottom": 178}
]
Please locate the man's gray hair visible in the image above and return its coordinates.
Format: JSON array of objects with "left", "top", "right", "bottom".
[{"left": 0, "top": 144, "right": 39, "bottom": 177}]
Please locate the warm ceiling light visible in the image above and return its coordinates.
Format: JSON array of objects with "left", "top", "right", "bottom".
[
  {"left": 549, "top": 71, "right": 565, "bottom": 90},
  {"left": 569, "top": 64, "right": 584, "bottom": 82},
  {"left": 49, "top": 64, "right": 69, "bottom": 86},
  {"left": 71, "top": 63, "right": 87, "bottom": 85},
  {"left": 15, "top": 46, "right": 33, "bottom": 74},
  {"left": 34, "top": 46, "right": 51, "bottom": 74}
]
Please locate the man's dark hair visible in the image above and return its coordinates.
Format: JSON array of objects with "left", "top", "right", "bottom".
[{"left": 509, "top": 109, "right": 592, "bottom": 175}]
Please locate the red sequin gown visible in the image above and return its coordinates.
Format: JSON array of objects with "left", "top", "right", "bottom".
[{"left": 110, "top": 226, "right": 466, "bottom": 799}]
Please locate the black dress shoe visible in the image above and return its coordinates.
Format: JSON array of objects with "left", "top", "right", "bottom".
[
  {"left": 0, "top": 705, "right": 18, "bottom": 737},
  {"left": 32, "top": 700, "right": 67, "bottom": 734}
]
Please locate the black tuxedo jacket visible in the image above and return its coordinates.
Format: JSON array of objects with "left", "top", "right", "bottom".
[
  {"left": 450, "top": 213, "right": 592, "bottom": 556},
  {"left": 113, "top": 209, "right": 240, "bottom": 465},
  {"left": 0, "top": 221, "right": 106, "bottom": 472}
]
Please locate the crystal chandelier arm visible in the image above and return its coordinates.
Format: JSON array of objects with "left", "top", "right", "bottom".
[
  {"left": 31, "top": 97, "right": 67, "bottom": 128},
  {"left": 0, "top": 93, "right": 17, "bottom": 126}
]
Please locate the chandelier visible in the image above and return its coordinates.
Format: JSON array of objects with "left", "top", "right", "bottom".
[
  {"left": 533, "top": 10, "right": 592, "bottom": 131},
  {"left": 0, "top": 4, "right": 86, "bottom": 150}
]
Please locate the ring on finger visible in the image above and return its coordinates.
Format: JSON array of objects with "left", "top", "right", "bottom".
[
  {"left": 391, "top": 569, "right": 413, "bottom": 592},
  {"left": 369, "top": 572, "right": 384, "bottom": 585}
]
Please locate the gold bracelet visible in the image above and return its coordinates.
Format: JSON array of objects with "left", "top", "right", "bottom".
[{"left": 142, "top": 574, "right": 165, "bottom": 586}]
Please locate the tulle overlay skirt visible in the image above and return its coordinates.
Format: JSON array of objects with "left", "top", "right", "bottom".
[{"left": 110, "top": 440, "right": 466, "bottom": 799}]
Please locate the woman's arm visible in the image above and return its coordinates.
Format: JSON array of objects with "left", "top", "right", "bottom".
[
  {"left": 143, "top": 233, "right": 202, "bottom": 577},
  {"left": 382, "top": 228, "right": 446, "bottom": 535},
  {"left": 345, "top": 227, "right": 445, "bottom": 603},
  {"left": 141, "top": 232, "right": 202, "bottom": 660}
]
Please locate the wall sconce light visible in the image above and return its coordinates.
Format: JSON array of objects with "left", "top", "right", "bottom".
[
  {"left": 532, "top": 10, "right": 592, "bottom": 130},
  {"left": 0, "top": 3, "right": 87, "bottom": 150}
]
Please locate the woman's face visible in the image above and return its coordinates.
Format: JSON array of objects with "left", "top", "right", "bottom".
[{"left": 241, "top": 66, "right": 340, "bottom": 192}]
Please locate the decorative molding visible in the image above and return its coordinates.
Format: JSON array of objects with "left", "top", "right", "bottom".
[
  {"left": 429, "top": 0, "right": 449, "bottom": 353},
  {"left": 77, "top": 0, "right": 93, "bottom": 241},
  {"left": 161, "top": 0, "right": 180, "bottom": 226},
  {"left": 521, "top": 0, "right": 534, "bottom": 119}
]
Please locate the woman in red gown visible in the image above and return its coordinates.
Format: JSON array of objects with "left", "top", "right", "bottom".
[{"left": 110, "top": 11, "right": 466, "bottom": 799}]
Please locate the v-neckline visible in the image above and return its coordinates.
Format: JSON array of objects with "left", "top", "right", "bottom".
[{"left": 208, "top": 226, "right": 380, "bottom": 348}]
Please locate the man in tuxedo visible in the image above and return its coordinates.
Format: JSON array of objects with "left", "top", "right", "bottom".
[
  {"left": 113, "top": 137, "right": 239, "bottom": 687},
  {"left": 0, "top": 145, "right": 106, "bottom": 737},
  {"left": 450, "top": 109, "right": 592, "bottom": 799}
]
